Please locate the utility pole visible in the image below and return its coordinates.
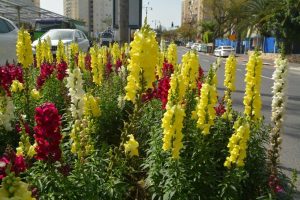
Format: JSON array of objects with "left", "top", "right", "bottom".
[
  {"left": 119, "top": 0, "right": 129, "bottom": 44},
  {"left": 143, "top": 1, "right": 152, "bottom": 18}
]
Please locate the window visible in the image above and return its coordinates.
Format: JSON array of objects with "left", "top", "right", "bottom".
[
  {"left": 75, "top": 31, "right": 80, "bottom": 39},
  {"left": 0, "top": 19, "right": 11, "bottom": 33},
  {"left": 4, "top": 20, "right": 15, "bottom": 31}
]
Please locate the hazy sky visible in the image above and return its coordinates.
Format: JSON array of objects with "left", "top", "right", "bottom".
[{"left": 40, "top": 0, "right": 181, "bottom": 29}]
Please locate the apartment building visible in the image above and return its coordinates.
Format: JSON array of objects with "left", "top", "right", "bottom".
[
  {"left": 63, "top": 0, "right": 113, "bottom": 35},
  {"left": 181, "top": 0, "right": 212, "bottom": 25}
]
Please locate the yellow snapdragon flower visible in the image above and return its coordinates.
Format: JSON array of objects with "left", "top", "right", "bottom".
[
  {"left": 78, "top": 51, "right": 86, "bottom": 71},
  {"left": 222, "top": 54, "right": 237, "bottom": 119},
  {"left": 69, "top": 43, "right": 79, "bottom": 58},
  {"left": 0, "top": 174, "right": 36, "bottom": 200},
  {"left": 195, "top": 69, "right": 218, "bottom": 135},
  {"left": 243, "top": 52, "right": 262, "bottom": 120},
  {"left": 31, "top": 89, "right": 41, "bottom": 100},
  {"left": 16, "top": 28, "right": 33, "bottom": 68},
  {"left": 124, "top": 23, "right": 159, "bottom": 103},
  {"left": 111, "top": 42, "right": 121, "bottom": 65},
  {"left": 224, "top": 119, "right": 250, "bottom": 168},
  {"left": 162, "top": 104, "right": 185, "bottom": 159},
  {"left": 10, "top": 80, "right": 24, "bottom": 93},
  {"left": 90, "top": 46, "right": 104, "bottom": 85},
  {"left": 124, "top": 134, "right": 139, "bottom": 157},
  {"left": 224, "top": 54, "right": 237, "bottom": 91},
  {"left": 167, "top": 42, "right": 177, "bottom": 68},
  {"left": 56, "top": 40, "right": 67, "bottom": 63},
  {"left": 83, "top": 94, "right": 101, "bottom": 117},
  {"left": 156, "top": 51, "right": 165, "bottom": 79},
  {"left": 181, "top": 51, "right": 199, "bottom": 89},
  {"left": 70, "top": 119, "right": 94, "bottom": 159},
  {"left": 35, "top": 39, "right": 42, "bottom": 68}
]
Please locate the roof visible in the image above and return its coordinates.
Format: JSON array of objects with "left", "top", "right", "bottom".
[{"left": 0, "top": 0, "right": 71, "bottom": 25}]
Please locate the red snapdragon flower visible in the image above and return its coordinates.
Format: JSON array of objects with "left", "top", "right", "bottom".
[
  {"left": 36, "top": 63, "right": 55, "bottom": 89},
  {"left": 0, "top": 150, "right": 26, "bottom": 180},
  {"left": 269, "top": 174, "right": 284, "bottom": 193},
  {"left": 33, "top": 103, "right": 62, "bottom": 163},
  {"left": 56, "top": 61, "right": 68, "bottom": 81},
  {"left": 0, "top": 64, "right": 23, "bottom": 96},
  {"left": 85, "top": 54, "right": 92, "bottom": 71}
]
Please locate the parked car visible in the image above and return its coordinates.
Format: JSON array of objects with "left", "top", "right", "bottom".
[
  {"left": 32, "top": 29, "right": 90, "bottom": 54},
  {"left": 186, "top": 42, "right": 193, "bottom": 48},
  {"left": 191, "top": 43, "right": 200, "bottom": 50},
  {"left": 100, "top": 31, "right": 114, "bottom": 46},
  {"left": 0, "top": 16, "right": 18, "bottom": 65},
  {"left": 197, "top": 43, "right": 207, "bottom": 52},
  {"left": 213, "top": 46, "right": 235, "bottom": 57}
]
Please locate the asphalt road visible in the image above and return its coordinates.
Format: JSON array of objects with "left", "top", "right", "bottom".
[{"left": 178, "top": 47, "right": 300, "bottom": 193}]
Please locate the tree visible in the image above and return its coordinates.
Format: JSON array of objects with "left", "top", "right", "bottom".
[
  {"left": 177, "top": 23, "right": 197, "bottom": 41},
  {"left": 237, "top": 0, "right": 300, "bottom": 54}
]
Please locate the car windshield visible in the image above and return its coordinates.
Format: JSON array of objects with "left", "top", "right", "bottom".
[
  {"left": 102, "top": 32, "right": 112, "bottom": 38},
  {"left": 223, "top": 46, "right": 233, "bottom": 50},
  {"left": 42, "top": 30, "right": 74, "bottom": 40}
]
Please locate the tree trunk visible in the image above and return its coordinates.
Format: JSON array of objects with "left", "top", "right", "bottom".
[{"left": 119, "top": 0, "right": 129, "bottom": 44}]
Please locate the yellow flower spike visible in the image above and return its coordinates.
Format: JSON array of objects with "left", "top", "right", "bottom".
[
  {"left": 124, "top": 23, "right": 159, "bottom": 103},
  {"left": 195, "top": 68, "right": 218, "bottom": 135},
  {"left": 31, "top": 89, "right": 41, "bottom": 100},
  {"left": 46, "top": 36, "right": 53, "bottom": 63},
  {"left": 69, "top": 43, "right": 79, "bottom": 58},
  {"left": 111, "top": 42, "right": 121, "bottom": 65},
  {"left": 0, "top": 177, "right": 36, "bottom": 200},
  {"left": 224, "top": 54, "right": 237, "bottom": 91},
  {"left": 181, "top": 51, "right": 199, "bottom": 89},
  {"left": 243, "top": 52, "right": 262, "bottom": 120},
  {"left": 224, "top": 119, "right": 250, "bottom": 169},
  {"left": 90, "top": 46, "right": 104, "bottom": 86},
  {"left": 83, "top": 94, "right": 101, "bottom": 117},
  {"left": 10, "top": 80, "right": 24, "bottom": 93},
  {"left": 27, "top": 144, "right": 36, "bottom": 158},
  {"left": 78, "top": 51, "right": 86, "bottom": 71},
  {"left": 124, "top": 134, "right": 139, "bottom": 157},
  {"left": 56, "top": 40, "right": 67, "bottom": 63},
  {"left": 16, "top": 28, "right": 33, "bottom": 68},
  {"left": 162, "top": 104, "right": 185, "bottom": 159},
  {"left": 35, "top": 39, "right": 42, "bottom": 68},
  {"left": 167, "top": 42, "right": 177, "bottom": 68},
  {"left": 156, "top": 51, "right": 165, "bottom": 79}
]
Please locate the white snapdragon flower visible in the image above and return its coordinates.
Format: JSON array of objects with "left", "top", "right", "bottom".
[
  {"left": 66, "top": 67, "right": 85, "bottom": 119},
  {"left": 0, "top": 96, "right": 15, "bottom": 131}
]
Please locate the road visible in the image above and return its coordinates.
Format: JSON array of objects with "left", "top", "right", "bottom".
[{"left": 177, "top": 47, "right": 300, "bottom": 193}]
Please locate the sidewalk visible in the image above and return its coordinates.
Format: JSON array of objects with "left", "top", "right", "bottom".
[{"left": 236, "top": 54, "right": 300, "bottom": 69}]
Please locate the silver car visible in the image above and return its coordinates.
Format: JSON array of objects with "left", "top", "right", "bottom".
[
  {"left": 0, "top": 16, "right": 18, "bottom": 65},
  {"left": 32, "top": 29, "right": 90, "bottom": 54},
  {"left": 213, "top": 46, "right": 235, "bottom": 57}
]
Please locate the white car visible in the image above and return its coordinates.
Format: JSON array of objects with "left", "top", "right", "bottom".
[
  {"left": 191, "top": 43, "right": 200, "bottom": 50},
  {"left": 213, "top": 46, "right": 235, "bottom": 57},
  {"left": 32, "top": 29, "right": 90, "bottom": 54},
  {"left": 0, "top": 16, "right": 18, "bottom": 65},
  {"left": 186, "top": 42, "right": 193, "bottom": 48}
]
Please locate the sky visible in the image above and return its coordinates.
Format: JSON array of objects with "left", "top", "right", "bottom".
[{"left": 40, "top": 0, "right": 181, "bottom": 29}]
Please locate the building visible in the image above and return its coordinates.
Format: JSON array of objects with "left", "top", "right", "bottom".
[
  {"left": 19, "top": 0, "right": 40, "bottom": 7},
  {"left": 63, "top": 0, "right": 113, "bottom": 36},
  {"left": 181, "top": 0, "right": 212, "bottom": 25}
]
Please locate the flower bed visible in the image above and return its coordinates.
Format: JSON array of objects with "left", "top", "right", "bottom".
[{"left": 0, "top": 24, "right": 297, "bottom": 199}]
